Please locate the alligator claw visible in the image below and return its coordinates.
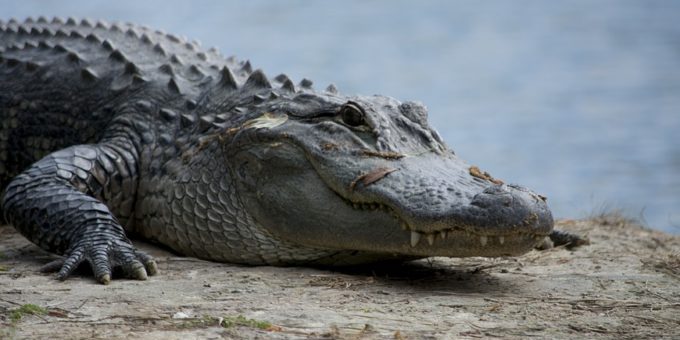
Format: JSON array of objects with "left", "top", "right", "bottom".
[
  {"left": 534, "top": 229, "right": 590, "bottom": 251},
  {"left": 549, "top": 229, "right": 590, "bottom": 249},
  {"left": 41, "top": 239, "right": 157, "bottom": 284}
]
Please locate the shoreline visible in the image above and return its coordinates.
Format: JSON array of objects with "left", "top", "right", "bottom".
[{"left": 1, "top": 216, "right": 678, "bottom": 339}]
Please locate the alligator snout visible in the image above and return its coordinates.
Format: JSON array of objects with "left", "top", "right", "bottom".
[
  {"left": 350, "top": 153, "right": 554, "bottom": 246},
  {"left": 469, "top": 183, "right": 554, "bottom": 235}
]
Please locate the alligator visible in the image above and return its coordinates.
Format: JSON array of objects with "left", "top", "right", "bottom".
[{"left": 0, "top": 17, "right": 577, "bottom": 284}]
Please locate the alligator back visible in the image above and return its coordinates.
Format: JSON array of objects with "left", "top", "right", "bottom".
[{"left": 0, "top": 17, "right": 243, "bottom": 192}]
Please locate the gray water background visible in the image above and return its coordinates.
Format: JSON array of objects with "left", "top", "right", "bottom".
[{"left": 2, "top": 1, "right": 679, "bottom": 233}]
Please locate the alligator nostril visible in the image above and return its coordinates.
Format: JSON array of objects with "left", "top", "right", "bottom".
[
  {"left": 471, "top": 200, "right": 488, "bottom": 208},
  {"left": 482, "top": 183, "right": 507, "bottom": 195},
  {"left": 472, "top": 191, "right": 513, "bottom": 209}
]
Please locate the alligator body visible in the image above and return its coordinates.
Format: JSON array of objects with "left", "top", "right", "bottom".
[{"left": 1, "top": 17, "right": 557, "bottom": 284}]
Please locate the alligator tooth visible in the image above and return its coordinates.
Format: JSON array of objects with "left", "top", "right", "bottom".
[
  {"left": 440, "top": 231, "right": 447, "bottom": 240},
  {"left": 410, "top": 231, "right": 422, "bottom": 247},
  {"left": 535, "top": 235, "right": 544, "bottom": 242},
  {"left": 480, "top": 236, "right": 488, "bottom": 246},
  {"left": 426, "top": 234, "right": 435, "bottom": 246},
  {"left": 401, "top": 222, "right": 408, "bottom": 231},
  {"left": 498, "top": 236, "right": 505, "bottom": 245},
  {"left": 352, "top": 203, "right": 360, "bottom": 209}
]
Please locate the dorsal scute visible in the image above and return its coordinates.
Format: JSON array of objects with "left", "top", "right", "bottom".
[
  {"left": 1, "top": 16, "right": 328, "bottom": 113},
  {"left": 244, "top": 69, "right": 272, "bottom": 89},
  {"left": 219, "top": 66, "right": 238, "bottom": 89}
]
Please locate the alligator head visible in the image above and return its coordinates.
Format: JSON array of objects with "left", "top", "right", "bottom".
[{"left": 226, "top": 89, "right": 553, "bottom": 261}]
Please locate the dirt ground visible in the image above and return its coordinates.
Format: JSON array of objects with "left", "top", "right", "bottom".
[{"left": 1, "top": 216, "right": 678, "bottom": 339}]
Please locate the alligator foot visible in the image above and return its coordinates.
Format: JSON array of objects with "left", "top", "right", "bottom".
[
  {"left": 535, "top": 229, "right": 590, "bottom": 250},
  {"left": 40, "top": 241, "right": 158, "bottom": 284}
]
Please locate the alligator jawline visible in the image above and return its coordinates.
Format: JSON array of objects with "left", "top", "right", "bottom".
[{"left": 337, "top": 193, "right": 549, "bottom": 249}]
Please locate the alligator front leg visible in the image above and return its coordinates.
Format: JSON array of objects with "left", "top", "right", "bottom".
[{"left": 1, "top": 143, "right": 157, "bottom": 284}]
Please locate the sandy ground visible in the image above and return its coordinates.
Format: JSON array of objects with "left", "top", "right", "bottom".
[{"left": 1, "top": 216, "right": 678, "bottom": 339}]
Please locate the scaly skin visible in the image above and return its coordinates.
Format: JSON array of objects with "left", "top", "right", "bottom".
[{"left": 1, "top": 17, "right": 563, "bottom": 284}]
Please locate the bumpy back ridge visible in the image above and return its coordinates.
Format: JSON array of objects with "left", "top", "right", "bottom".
[{"left": 0, "top": 16, "right": 315, "bottom": 191}]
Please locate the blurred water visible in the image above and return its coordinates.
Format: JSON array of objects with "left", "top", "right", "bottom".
[{"left": 2, "top": 1, "right": 679, "bottom": 233}]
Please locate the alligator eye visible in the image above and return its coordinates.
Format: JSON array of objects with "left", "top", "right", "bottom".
[{"left": 340, "top": 103, "right": 365, "bottom": 127}]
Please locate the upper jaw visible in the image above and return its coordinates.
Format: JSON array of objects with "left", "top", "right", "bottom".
[
  {"left": 393, "top": 182, "right": 554, "bottom": 236},
  {"left": 399, "top": 182, "right": 554, "bottom": 254},
  {"left": 341, "top": 187, "right": 553, "bottom": 253},
  {"left": 338, "top": 152, "right": 554, "bottom": 250}
]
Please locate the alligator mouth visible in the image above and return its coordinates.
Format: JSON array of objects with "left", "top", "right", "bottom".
[
  {"left": 339, "top": 195, "right": 549, "bottom": 252},
  {"left": 236, "top": 138, "right": 552, "bottom": 256}
]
